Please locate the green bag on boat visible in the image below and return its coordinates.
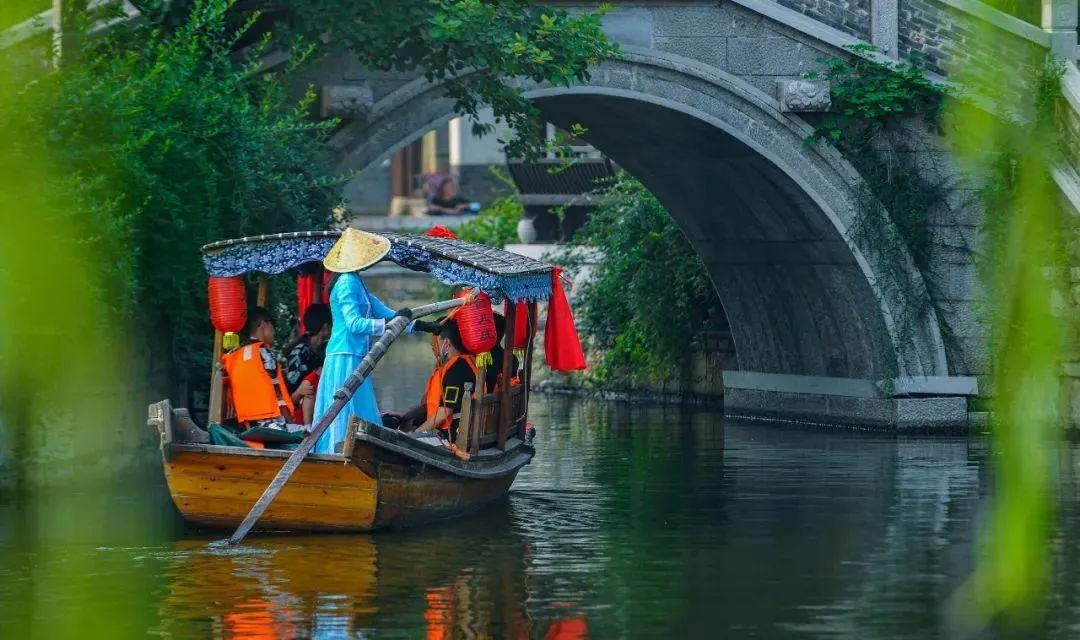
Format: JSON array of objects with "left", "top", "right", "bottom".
[
  {"left": 208, "top": 424, "right": 252, "bottom": 448},
  {"left": 238, "top": 425, "right": 306, "bottom": 444}
]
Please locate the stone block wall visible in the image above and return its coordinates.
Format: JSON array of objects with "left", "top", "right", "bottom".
[
  {"left": 897, "top": 0, "right": 1045, "bottom": 82},
  {"left": 647, "top": 2, "right": 840, "bottom": 97},
  {"left": 775, "top": 0, "right": 872, "bottom": 39},
  {"left": 891, "top": 120, "right": 989, "bottom": 378}
]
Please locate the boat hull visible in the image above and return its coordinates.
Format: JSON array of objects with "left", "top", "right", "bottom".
[
  {"left": 149, "top": 398, "right": 532, "bottom": 533},
  {"left": 162, "top": 442, "right": 524, "bottom": 532}
]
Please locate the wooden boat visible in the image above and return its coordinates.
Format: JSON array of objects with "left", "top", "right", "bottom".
[{"left": 148, "top": 231, "right": 551, "bottom": 532}]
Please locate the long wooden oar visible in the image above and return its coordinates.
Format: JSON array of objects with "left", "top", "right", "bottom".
[{"left": 227, "top": 293, "right": 472, "bottom": 545}]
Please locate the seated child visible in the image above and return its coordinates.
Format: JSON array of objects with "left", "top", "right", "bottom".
[
  {"left": 294, "top": 348, "right": 325, "bottom": 426},
  {"left": 284, "top": 303, "right": 332, "bottom": 393},
  {"left": 221, "top": 306, "right": 295, "bottom": 431}
]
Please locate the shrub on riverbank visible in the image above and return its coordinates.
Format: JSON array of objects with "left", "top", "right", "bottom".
[
  {"left": 2, "top": 1, "right": 338, "bottom": 387},
  {"left": 555, "top": 174, "right": 725, "bottom": 386}
]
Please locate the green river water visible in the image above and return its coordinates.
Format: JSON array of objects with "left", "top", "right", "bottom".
[{"left": 3, "top": 336, "right": 1080, "bottom": 638}]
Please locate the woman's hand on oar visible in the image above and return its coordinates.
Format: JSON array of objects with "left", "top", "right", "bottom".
[{"left": 226, "top": 292, "right": 476, "bottom": 545}]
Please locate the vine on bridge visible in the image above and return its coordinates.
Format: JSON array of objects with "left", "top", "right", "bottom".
[{"left": 804, "top": 44, "right": 966, "bottom": 372}]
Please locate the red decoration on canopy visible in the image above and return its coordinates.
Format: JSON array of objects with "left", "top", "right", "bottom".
[
  {"left": 296, "top": 268, "right": 324, "bottom": 333},
  {"left": 544, "top": 268, "right": 586, "bottom": 371},
  {"left": 424, "top": 225, "right": 458, "bottom": 239},
  {"left": 454, "top": 290, "right": 497, "bottom": 355},
  {"left": 208, "top": 276, "right": 247, "bottom": 334},
  {"left": 505, "top": 300, "right": 536, "bottom": 349}
]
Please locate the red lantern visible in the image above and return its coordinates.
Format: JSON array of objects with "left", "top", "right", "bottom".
[
  {"left": 454, "top": 290, "right": 497, "bottom": 355},
  {"left": 208, "top": 276, "right": 247, "bottom": 350},
  {"left": 505, "top": 300, "right": 537, "bottom": 349}
]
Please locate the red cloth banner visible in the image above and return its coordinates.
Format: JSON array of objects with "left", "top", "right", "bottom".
[
  {"left": 505, "top": 300, "right": 536, "bottom": 349},
  {"left": 544, "top": 268, "right": 586, "bottom": 372},
  {"left": 296, "top": 268, "right": 325, "bottom": 333}
]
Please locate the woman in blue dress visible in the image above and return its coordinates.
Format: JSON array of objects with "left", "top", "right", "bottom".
[{"left": 312, "top": 228, "right": 428, "bottom": 454}]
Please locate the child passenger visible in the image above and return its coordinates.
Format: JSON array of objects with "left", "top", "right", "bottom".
[
  {"left": 284, "top": 303, "right": 331, "bottom": 393},
  {"left": 294, "top": 348, "right": 325, "bottom": 426},
  {"left": 221, "top": 306, "right": 295, "bottom": 430}
]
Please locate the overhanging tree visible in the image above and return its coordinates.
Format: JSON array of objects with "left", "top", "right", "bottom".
[{"left": 143, "top": 0, "right": 620, "bottom": 158}]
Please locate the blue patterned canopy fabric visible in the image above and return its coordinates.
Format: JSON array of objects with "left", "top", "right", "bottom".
[{"left": 201, "top": 231, "right": 554, "bottom": 302}]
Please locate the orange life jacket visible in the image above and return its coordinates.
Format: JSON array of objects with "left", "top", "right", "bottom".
[
  {"left": 222, "top": 341, "right": 295, "bottom": 423},
  {"left": 424, "top": 353, "right": 478, "bottom": 433}
]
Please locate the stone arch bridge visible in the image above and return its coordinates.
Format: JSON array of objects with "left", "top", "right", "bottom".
[{"left": 292, "top": 0, "right": 1080, "bottom": 430}]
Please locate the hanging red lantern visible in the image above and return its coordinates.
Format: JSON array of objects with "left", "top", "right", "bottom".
[
  {"left": 454, "top": 290, "right": 497, "bottom": 358},
  {"left": 208, "top": 276, "right": 247, "bottom": 350},
  {"left": 505, "top": 300, "right": 536, "bottom": 350}
]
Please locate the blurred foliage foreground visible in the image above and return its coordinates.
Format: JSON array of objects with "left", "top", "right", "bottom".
[
  {"left": 0, "top": 0, "right": 335, "bottom": 494},
  {"left": 948, "top": 43, "right": 1076, "bottom": 639}
]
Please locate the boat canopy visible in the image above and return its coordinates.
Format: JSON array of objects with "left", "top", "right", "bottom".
[{"left": 201, "top": 231, "right": 555, "bottom": 302}]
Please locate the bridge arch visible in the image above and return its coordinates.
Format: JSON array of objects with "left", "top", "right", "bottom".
[{"left": 328, "top": 48, "right": 951, "bottom": 382}]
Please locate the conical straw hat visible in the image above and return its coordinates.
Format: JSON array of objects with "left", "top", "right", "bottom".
[{"left": 323, "top": 227, "right": 391, "bottom": 273}]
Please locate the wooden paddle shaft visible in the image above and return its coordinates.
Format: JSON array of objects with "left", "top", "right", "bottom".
[{"left": 227, "top": 294, "right": 471, "bottom": 545}]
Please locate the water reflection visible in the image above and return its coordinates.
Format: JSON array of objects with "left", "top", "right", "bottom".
[
  {"left": 153, "top": 509, "right": 588, "bottom": 639},
  {"left": 8, "top": 338, "right": 1080, "bottom": 637}
]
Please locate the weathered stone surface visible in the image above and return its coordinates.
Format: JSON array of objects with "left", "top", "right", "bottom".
[
  {"left": 725, "top": 387, "right": 969, "bottom": 430},
  {"left": 928, "top": 224, "right": 980, "bottom": 264},
  {"left": 777, "top": 78, "right": 831, "bottom": 111},
  {"left": 897, "top": 0, "right": 1044, "bottom": 92},
  {"left": 727, "top": 37, "right": 825, "bottom": 75},
  {"left": 651, "top": 4, "right": 757, "bottom": 37},
  {"left": 871, "top": 0, "right": 900, "bottom": 56},
  {"left": 775, "top": 0, "right": 872, "bottom": 39},
  {"left": 321, "top": 84, "right": 374, "bottom": 119},
  {"left": 893, "top": 396, "right": 968, "bottom": 430},
  {"left": 929, "top": 262, "right": 983, "bottom": 302},
  {"left": 932, "top": 300, "right": 987, "bottom": 339},
  {"left": 950, "top": 337, "right": 991, "bottom": 376},
  {"left": 601, "top": 6, "right": 654, "bottom": 47},
  {"left": 654, "top": 36, "right": 727, "bottom": 67}
]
